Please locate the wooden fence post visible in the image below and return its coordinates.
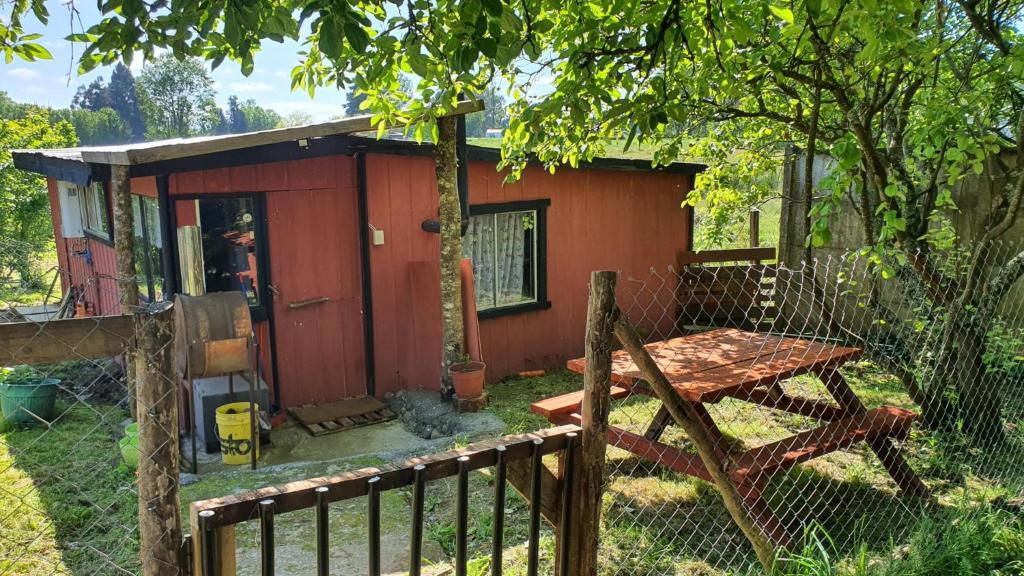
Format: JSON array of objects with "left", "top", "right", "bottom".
[
  {"left": 570, "top": 271, "right": 618, "bottom": 575},
  {"left": 134, "top": 302, "right": 183, "bottom": 576},
  {"left": 749, "top": 209, "right": 761, "bottom": 264}
]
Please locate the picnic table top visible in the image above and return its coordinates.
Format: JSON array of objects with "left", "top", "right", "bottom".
[{"left": 566, "top": 328, "right": 861, "bottom": 403}]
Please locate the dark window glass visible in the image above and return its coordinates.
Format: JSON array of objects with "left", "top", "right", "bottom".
[
  {"left": 82, "top": 183, "right": 110, "bottom": 239},
  {"left": 197, "top": 197, "right": 261, "bottom": 306}
]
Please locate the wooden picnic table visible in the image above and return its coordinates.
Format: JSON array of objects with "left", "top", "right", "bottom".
[{"left": 530, "top": 328, "right": 929, "bottom": 547}]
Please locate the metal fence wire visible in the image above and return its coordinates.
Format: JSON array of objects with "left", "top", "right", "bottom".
[
  {"left": 0, "top": 238, "right": 180, "bottom": 576},
  {"left": 603, "top": 242, "right": 1024, "bottom": 574},
  {"left": 2, "top": 230, "right": 1024, "bottom": 576}
]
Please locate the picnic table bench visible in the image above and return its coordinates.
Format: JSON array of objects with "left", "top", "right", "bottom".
[{"left": 530, "top": 328, "right": 929, "bottom": 546}]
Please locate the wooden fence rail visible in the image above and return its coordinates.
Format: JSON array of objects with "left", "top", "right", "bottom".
[
  {"left": 0, "top": 310, "right": 182, "bottom": 576},
  {"left": 190, "top": 425, "right": 583, "bottom": 576}
]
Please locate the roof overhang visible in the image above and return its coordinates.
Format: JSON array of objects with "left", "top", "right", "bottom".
[
  {"left": 11, "top": 100, "right": 485, "bottom": 179},
  {"left": 12, "top": 98, "right": 707, "bottom": 180}
]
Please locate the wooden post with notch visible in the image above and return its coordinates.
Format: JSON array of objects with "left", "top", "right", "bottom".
[
  {"left": 565, "top": 270, "right": 617, "bottom": 576},
  {"left": 134, "top": 302, "right": 183, "bottom": 576}
]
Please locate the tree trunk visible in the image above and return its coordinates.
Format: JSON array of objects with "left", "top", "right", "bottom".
[
  {"left": 111, "top": 164, "right": 139, "bottom": 419},
  {"left": 436, "top": 116, "right": 463, "bottom": 398},
  {"left": 945, "top": 318, "right": 1006, "bottom": 446}
]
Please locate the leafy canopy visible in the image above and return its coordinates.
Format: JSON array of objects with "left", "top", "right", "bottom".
[{"left": 3, "top": 0, "right": 1021, "bottom": 252}]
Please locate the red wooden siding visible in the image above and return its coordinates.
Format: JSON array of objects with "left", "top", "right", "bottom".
[
  {"left": 364, "top": 154, "right": 444, "bottom": 396},
  {"left": 169, "top": 157, "right": 364, "bottom": 407},
  {"left": 47, "top": 151, "right": 691, "bottom": 408},
  {"left": 47, "top": 178, "right": 122, "bottom": 317},
  {"left": 364, "top": 154, "right": 691, "bottom": 389}
]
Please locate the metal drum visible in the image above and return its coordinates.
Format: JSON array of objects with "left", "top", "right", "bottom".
[
  {"left": 174, "top": 291, "right": 260, "bottom": 473},
  {"left": 174, "top": 292, "right": 252, "bottom": 378}
]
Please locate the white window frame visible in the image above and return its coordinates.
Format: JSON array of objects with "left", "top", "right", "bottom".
[
  {"left": 56, "top": 181, "right": 85, "bottom": 238},
  {"left": 81, "top": 183, "right": 111, "bottom": 240}
]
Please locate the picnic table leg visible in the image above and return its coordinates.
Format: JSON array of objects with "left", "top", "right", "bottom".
[
  {"left": 735, "top": 480, "right": 796, "bottom": 549},
  {"left": 689, "top": 401, "right": 796, "bottom": 548},
  {"left": 643, "top": 405, "right": 674, "bottom": 442},
  {"left": 816, "top": 366, "right": 931, "bottom": 499}
]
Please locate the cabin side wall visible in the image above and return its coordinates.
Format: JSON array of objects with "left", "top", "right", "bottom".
[
  {"left": 365, "top": 154, "right": 692, "bottom": 389},
  {"left": 45, "top": 152, "right": 691, "bottom": 406},
  {"left": 46, "top": 176, "right": 137, "bottom": 317}
]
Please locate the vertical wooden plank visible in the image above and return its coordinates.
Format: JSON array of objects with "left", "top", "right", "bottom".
[
  {"left": 134, "top": 303, "right": 182, "bottom": 576},
  {"left": 575, "top": 270, "right": 617, "bottom": 576}
]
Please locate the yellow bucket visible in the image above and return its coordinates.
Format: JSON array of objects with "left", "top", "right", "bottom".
[{"left": 214, "top": 402, "right": 260, "bottom": 465}]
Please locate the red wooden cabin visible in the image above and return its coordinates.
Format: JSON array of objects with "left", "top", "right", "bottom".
[{"left": 13, "top": 109, "right": 704, "bottom": 412}]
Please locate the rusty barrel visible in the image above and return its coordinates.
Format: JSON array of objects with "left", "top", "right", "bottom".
[{"left": 174, "top": 292, "right": 252, "bottom": 378}]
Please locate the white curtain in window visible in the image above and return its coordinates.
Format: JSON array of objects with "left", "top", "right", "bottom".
[
  {"left": 463, "top": 211, "right": 531, "bottom": 309},
  {"left": 495, "top": 212, "right": 527, "bottom": 306}
]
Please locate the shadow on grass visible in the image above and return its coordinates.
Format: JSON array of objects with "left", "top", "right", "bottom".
[
  {"left": 599, "top": 456, "right": 935, "bottom": 575},
  {"left": 0, "top": 402, "right": 137, "bottom": 575}
]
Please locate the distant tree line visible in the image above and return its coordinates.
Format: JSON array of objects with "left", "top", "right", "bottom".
[{"left": 2, "top": 54, "right": 285, "bottom": 146}]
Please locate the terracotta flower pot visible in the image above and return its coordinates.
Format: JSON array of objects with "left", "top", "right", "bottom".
[{"left": 449, "top": 361, "right": 486, "bottom": 399}]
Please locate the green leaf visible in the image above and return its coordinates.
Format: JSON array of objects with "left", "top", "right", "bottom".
[
  {"left": 482, "top": 0, "right": 503, "bottom": 18},
  {"left": 769, "top": 5, "right": 794, "bottom": 24},
  {"left": 319, "top": 29, "right": 341, "bottom": 59},
  {"left": 477, "top": 37, "right": 498, "bottom": 58},
  {"left": 344, "top": 21, "right": 370, "bottom": 53}
]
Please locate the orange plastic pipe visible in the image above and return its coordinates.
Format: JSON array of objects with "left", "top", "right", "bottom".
[{"left": 460, "top": 258, "right": 483, "bottom": 362}]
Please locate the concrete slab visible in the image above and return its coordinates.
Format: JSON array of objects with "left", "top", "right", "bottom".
[{"left": 181, "top": 400, "right": 506, "bottom": 576}]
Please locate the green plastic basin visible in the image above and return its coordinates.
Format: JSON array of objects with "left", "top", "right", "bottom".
[{"left": 0, "top": 380, "right": 59, "bottom": 425}]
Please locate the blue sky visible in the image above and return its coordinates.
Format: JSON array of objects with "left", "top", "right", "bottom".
[{"left": 1, "top": 2, "right": 350, "bottom": 121}]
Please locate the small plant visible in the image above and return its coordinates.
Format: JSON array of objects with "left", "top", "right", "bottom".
[{"left": 1, "top": 365, "right": 44, "bottom": 386}]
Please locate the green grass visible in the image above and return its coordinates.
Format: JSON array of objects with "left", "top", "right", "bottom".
[
  {"left": 2, "top": 361, "right": 1019, "bottom": 575},
  {"left": 779, "top": 505, "right": 1024, "bottom": 575},
  {"left": 0, "top": 403, "right": 137, "bottom": 575},
  {"left": 0, "top": 249, "right": 63, "bottom": 308},
  {"left": 483, "top": 365, "right": 1024, "bottom": 575}
]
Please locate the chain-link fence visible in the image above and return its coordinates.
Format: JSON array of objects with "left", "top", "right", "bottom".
[
  {"left": 597, "top": 242, "right": 1024, "bottom": 574},
  {"left": 4, "top": 227, "right": 1024, "bottom": 576},
  {"left": 0, "top": 238, "right": 181, "bottom": 576}
]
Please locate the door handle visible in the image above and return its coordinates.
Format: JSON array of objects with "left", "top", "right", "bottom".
[{"left": 288, "top": 296, "right": 331, "bottom": 309}]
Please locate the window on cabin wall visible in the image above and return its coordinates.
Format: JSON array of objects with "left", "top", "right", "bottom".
[
  {"left": 81, "top": 183, "right": 111, "bottom": 240},
  {"left": 462, "top": 200, "right": 549, "bottom": 317},
  {"left": 131, "top": 196, "right": 165, "bottom": 303}
]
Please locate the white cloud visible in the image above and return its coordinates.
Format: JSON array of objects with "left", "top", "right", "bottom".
[
  {"left": 7, "top": 67, "right": 41, "bottom": 80},
  {"left": 273, "top": 68, "right": 290, "bottom": 79},
  {"left": 229, "top": 81, "right": 274, "bottom": 93}
]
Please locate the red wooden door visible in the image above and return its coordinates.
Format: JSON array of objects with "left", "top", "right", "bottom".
[{"left": 267, "top": 186, "right": 366, "bottom": 406}]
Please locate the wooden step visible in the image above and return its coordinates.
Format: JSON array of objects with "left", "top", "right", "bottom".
[
  {"left": 530, "top": 386, "right": 630, "bottom": 419},
  {"left": 728, "top": 406, "right": 916, "bottom": 483}
]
